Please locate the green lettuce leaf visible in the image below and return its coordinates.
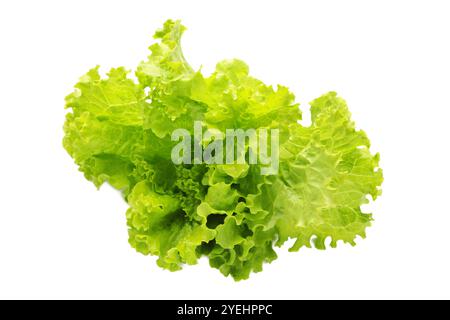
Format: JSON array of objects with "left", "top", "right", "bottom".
[{"left": 64, "top": 20, "right": 383, "bottom": 280}]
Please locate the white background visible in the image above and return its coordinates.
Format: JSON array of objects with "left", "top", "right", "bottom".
[{"left": 1, "top": 0, "right": 449, "bottom": 300}]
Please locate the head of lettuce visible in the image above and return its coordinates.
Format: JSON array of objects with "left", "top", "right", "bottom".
[{"left": 63, "top": 20, "right": 383, "bottom": 280}]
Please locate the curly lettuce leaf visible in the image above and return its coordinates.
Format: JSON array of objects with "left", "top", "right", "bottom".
[{"left": 63, "top": 20, "right": 383, "bottom": 281}]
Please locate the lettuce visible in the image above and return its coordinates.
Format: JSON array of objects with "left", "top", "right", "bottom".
[{"left": 63, "top": 20, "right": 383, "bottom": 280}]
